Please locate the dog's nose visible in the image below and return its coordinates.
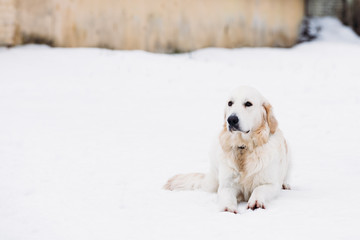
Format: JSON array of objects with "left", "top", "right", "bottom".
[{"left": 227, "top": 115, "right": 239, "bottom": 126}]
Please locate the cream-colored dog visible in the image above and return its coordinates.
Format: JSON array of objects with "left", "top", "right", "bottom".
[{"left": 164, "top": 86, "right": 290, "bottom": 213}]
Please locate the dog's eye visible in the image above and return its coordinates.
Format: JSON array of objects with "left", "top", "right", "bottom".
[
  {"left": 244, "top": 101, "right": 253, "bottom": 107},
  {"left": 228, "top": 101, "right": 233, "bottom": 107}
]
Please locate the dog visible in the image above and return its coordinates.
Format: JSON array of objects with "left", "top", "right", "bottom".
[{"left": 164, "top": 86, "right": 290, "bottom": 213}]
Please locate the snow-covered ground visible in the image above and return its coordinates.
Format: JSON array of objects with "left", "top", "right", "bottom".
[{"left": 1, "top": 17, "right": 360, "bottom": 240}]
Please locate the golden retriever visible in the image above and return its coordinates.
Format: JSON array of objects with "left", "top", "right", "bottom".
[{"left": 164, "top": 86, "right": 290, "bottom": 213}]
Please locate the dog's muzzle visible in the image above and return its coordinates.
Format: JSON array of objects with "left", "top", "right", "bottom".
[
  {"left": 227, "top": 114, "right": 250, "bottom": 133},
  {"left": 227, "top": 114, "right": 240, "bottom": 132}
]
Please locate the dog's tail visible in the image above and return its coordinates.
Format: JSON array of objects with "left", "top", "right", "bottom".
[{"left": 163, "top": 173, "right": 217, "bottom": 192}]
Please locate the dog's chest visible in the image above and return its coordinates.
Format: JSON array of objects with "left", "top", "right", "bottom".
[
  {"left": 231, "top": 148, "right": 261, "bottom": 194},
  {"left": 231, "top": 147, "right": 252, "bottom": 172}
]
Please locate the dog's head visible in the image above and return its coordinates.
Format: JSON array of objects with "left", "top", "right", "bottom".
[{"left": 224, "top": 86, "right": 278, "bottom": 136}]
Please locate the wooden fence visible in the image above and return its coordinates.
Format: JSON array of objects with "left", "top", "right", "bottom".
[{"left": 1, "top": 0, "right": 305, "bottom": 52}]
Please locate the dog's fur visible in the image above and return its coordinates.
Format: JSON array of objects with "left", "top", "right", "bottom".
[{"left": 164, "top": 86, "right": 290, "bottom": 213}]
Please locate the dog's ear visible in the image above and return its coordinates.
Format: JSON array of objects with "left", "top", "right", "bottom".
[{"left": 263, "top": 102, "right": 278, "bottom": 134}]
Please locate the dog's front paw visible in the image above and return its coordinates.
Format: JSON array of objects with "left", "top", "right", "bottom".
[
  {"left": 282, "top": 183, "right": 291, "bottom": 190},
  {"left": 247, "top": 198, "right": 265, "bottom": 210},
  {"left": 221, "top": 205, "right": 238, "bottom": 214},
  {"left": 223, "top": 207, "right": 238, "bottom": 214}
]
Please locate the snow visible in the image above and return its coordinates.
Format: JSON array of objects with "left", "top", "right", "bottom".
[
  {"left": 1, "top": 17, "right": 360, "bottom": 240},
  {"left": 313, "top": 17, "right": 360, "bottom": 44}
]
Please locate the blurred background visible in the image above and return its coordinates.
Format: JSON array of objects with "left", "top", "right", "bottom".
[{"left": 0, "top": 0, "right": 359, "bottom": 52}]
